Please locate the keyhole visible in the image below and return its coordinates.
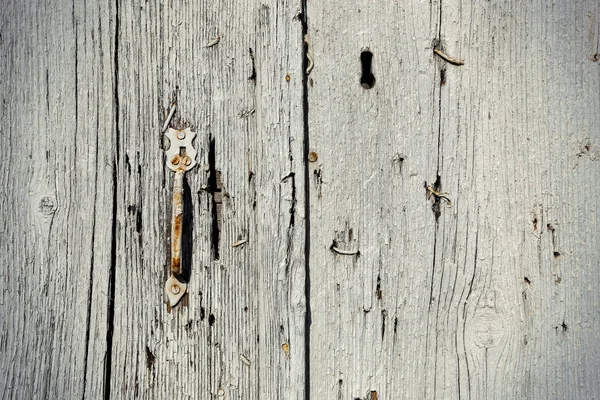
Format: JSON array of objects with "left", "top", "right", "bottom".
[{"left": 360, "top": 50, "right": 375, "bottom": 89}]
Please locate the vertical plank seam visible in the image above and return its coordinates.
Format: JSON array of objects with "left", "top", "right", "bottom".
[
  {"left": 104, "top": 0, "right": 120, "bottom": 398},
  {"left": 300, "top": 0, "right": 311, "bottom": 398},
  {"left": 425, "top": 0, "right": 445, "bottom": 397},
  {"left": 82, "top": 115, "right": 99, "bottom": 400},
  {"left": 73, "top": 0, "right": 95, "bottom": 396},
  {"left": 462, "top": 227, "right": 478, "bottom": 400}
]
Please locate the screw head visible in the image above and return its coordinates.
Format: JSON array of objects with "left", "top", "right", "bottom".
[
  {"left": 182, "top": 156, "right": 192, "bottom": 166},
  {"left": 171, "top": 155, "right": 180, "bottom": 165},
  {"left": 171, "top": 285, "right": 181, "bottom": 295},
  {"left": 177, "top": 131, "right": 186, "bottom": 140},
  {"left": 308, "top": 151, "right": 318, "bottom": 162}
]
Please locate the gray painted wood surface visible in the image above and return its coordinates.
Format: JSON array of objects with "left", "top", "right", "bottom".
[
  {"left": 0, "top": 1, "right": 115, "bottom": 398},
  {"left": 1, "top": 0, "right": 599, "bottom": 399},
  {"left": 111, "top": 0, "right": 305, "bottom": 399},
  {"left": 307, "top": 1, "right": 600, "bottom": 399}
]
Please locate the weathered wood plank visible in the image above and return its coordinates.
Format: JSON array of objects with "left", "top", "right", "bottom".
[
  {"left": 438, "top": 1, "right": 600, "bottom": 398},
  {"left": 308, "top": 0, "right": 600, "bottom": 399},
  {"left": 0, "top": 0, "right": 115, "bottom": 399},
  {"left": 4, "top": 0, "right": 600, "bottom": 398},
  {"left": 306, "top": 1, "right": 441, "bottom": 398},
  {"left": 110, "top": 0, "right": 305, "bottom": 398}
]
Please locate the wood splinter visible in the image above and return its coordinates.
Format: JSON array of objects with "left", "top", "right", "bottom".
[
  {"left": 205, "top": 35, "right": 221, "bottom": 48},
  {"left": 426, "top": 185, "right": 451, "bottom": 204},
  {"left": 161, "top": 103, "right": 177, "bottom": 133},
  {"left": 305, "top": 34, "right": 314, "bottom": 74},
  {"left": 240, "top": 354, "right": 251, "bottom": 366},
  {"left": 331, "top": 245, "right": 360, "bottom": 256},
  {"left": 233, "top": 238, "right": 248, "bottom": 248},
  {"left": 433, "top": 48, "right": 464, "bottom": 66}
]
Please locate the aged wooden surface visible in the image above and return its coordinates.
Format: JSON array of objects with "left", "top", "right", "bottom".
[
  {"left": 110, "top": 0, "right": 305, "bottom": 399},
  {"left": 307, "top": 0, "right": 600, "bottom": 399},
  {"left": 306, "top": 1, "right": 441, "bottom": 398},
  {"left": 1, "top": 0, "right": 600, "bottom": 399},
  {"left": 0, "top": 0, "right": 116, "bottom": 398}
]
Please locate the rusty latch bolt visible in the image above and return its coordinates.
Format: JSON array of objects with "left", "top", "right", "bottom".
[{"left": 164, "top": 127, "right": 197, "bottom": 307}]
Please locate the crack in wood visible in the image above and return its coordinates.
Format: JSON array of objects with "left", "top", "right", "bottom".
[{"left": 208, "top": 136, "right": 222, "bottom": 260}]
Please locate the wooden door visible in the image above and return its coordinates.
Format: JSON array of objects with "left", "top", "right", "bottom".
[{"left": 2, "top": 0, "right": 599, "bottom": 399}]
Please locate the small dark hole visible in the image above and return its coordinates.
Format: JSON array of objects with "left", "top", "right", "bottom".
[
  {"left": 145, "top": 347, "right": 156, "bottom": 368},
  {"left": 360, "top": 51, "right": 376, "bottom": 89},
  {"left": 208, "top": 137, "right": 221, "bottom": 260},
  {"left": 208, "top": 314, "right": 216, "bottom": 326},
  {"left": 248, "top": 48, "right": 256, "bottom": 81}
]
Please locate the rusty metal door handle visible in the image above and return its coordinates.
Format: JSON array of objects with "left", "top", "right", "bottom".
[{"left": 164, "top": 127, "right": 197, "bottom": 306}]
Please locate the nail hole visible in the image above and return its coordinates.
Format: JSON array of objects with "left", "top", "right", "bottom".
[
  {"left": 145, "top": 346, "right": 156, "bottom": 369},
  {"left": 248, "top": 48, "right": 256, "bottom": 81},
  {"left": 360, "top": 50, "right": 375, "bottom": 89}
]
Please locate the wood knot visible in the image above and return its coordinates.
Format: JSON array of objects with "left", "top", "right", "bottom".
[
  {"left": 38, "top": 196, "right": 57, "bottom": 215},
  {"left": 466, "top": 290, "right": 506, "bottom": 349},
  {"left": 468, "top": 312, "right": 505, "bottom": 349}
]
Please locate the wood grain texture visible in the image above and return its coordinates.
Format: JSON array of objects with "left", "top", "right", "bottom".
[
  {"left": 110, "top": 0, "right": 305, "bottom": 399},
  {"left": 3, "top": 0, "right": 600, "bottom": 399},
  {"left": 436, "top": 1, "right": 600, "bottom": 398},
  {"left": 0, "top": 0, "right": 116, "bottom": 399},
  {"left": 306, "top": 1, "right": 441, "bottom": 398},
  {"left": 307, "top": 0, "right": 600, "bottom": 399}
]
